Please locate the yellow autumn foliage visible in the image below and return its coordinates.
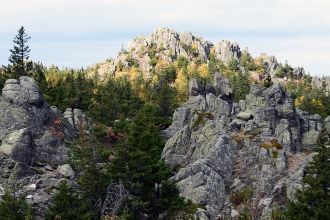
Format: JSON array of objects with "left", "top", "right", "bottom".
[
  {"left": 174, "top": 69, "right": 188, "bottom": 102},
  {"left": 198, "top": 63, "right": 209, "bottom": 78},
  {"left": 187, "top": 62, "right": 197, "bottom": 76},
  {"left": 312, "top": 98, "right": 324, "bottom": 109},
  {"left": 155, "top": 60, "right": 169, "bottom": 73},
  {"left": 295, "top": 96, "right": 305, "bottom": 107}
]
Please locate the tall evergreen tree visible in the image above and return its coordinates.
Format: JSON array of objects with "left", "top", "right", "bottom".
[
  {"left": 285, "top": 131, "right": 330, "bottom": 219},
  {"left": 6, "top": 26, "right": 32, "bottom": 78},
  {"left": 0, "top": 188, "right": 34, "bottom": 220}
]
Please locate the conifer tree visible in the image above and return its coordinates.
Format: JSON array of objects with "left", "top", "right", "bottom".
[
  {"left": 45, "top": 181, "right": 83, "bottom": 220},
  {"left": 6, "top": 26, "right": 32, "bottom": 78},
  {"left": 286, "top": 131, "right": 330, "bottom": 219},
  {"left": 0, "top": 188, "right": 34, "bottom": 220}
]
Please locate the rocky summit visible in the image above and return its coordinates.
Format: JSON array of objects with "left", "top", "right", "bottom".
[
  {"left": 0, "top": 77, "right": 89, "bottom": 219},
  {"left": 162, "top": 73, "right": 328, "bottom": 219},
  {"left": 0, "top": 26, "right": 329, "bottom": 219}
]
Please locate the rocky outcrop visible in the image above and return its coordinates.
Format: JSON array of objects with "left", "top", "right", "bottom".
[
  {"left": 90, "top": 28, "right": 245, "bottom": 79},
  {"left": 0, "top": 77, "right": 82, "bottom": 219},
  {"left": 162, "top": 74, "right": 324, "bottom": 219},
  {"left": 214, "top": 40, "right": 241, "bottom": 63}
]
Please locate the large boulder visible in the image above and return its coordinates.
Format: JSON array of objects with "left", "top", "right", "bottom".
[
  {"left": 2, "top": 77, "right": 44, "bottom": 107},
  {"left": 213, "top": 72, "right": 233, "bottom": 98},
  {"left": 189, "top": 78, "right": 204, "bottom": 96},
  {"left": 173, "top": 160, "right": 226, "bottom": 217},
  {"left": 0, "top": 129, "right": 32, "bottom": 165}
]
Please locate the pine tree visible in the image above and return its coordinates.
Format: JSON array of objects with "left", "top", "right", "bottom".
[
  {"left": 263, "top": 74, "right": 273, "bottom": 88},
  {"left": 285, "top": 131, "right": 330, "bottom": 219},
  {"left": 0, "top": 188, "right": 34, "bottom": 220},
  {"left": 45, "top": 181, "right": 83, "bottom": 220},
  {"left": 6, "top": 26, "right": 32, "bottom": 78}
]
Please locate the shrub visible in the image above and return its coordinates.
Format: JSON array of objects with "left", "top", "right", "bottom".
[
  {"left": 192, "top": 111, "right": 213, "bottom": 129},
  {"left": 272, "top": 150, "right": 279, "bottom": 158},
  {"left": 229, "top": 187, "right": 253, "bottom": 206},
  {"left": 260, "top": 139, "right": 282, "bottom": 150},
  {"left": 149, "top": 57, "right": 158, "bottom": 67},
  {"left": 45, "top": 181, "right": 86, "bottom": 220}
]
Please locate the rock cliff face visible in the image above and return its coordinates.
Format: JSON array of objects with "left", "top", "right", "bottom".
[
  {"left": 162, "top": 74, "right": 325, "bottom": 219},
  {"left": 0, "top": 77, "right": 87, "bottom": 219}
]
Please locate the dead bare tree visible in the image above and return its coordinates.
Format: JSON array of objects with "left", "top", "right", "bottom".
[{"left": 101, "top": 180, "right": 132, "bottom": 218}]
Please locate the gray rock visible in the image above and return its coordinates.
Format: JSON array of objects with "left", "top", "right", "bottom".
[
  {"left": 189, "top": 78, "right": 204, "bottom": 96},
  {"left": 2, "top": 76, "right": 44, "bottom": 107},
  {"left": 286, "top": 153, "right": 316, "bottom": 201},
  {"left": 261, "top": 55, "right": 278, "bottom": 76},
  {"left": 237, "top": 112, "right": 252, "bottom": 121},
  {"left": 194, "top": 208, "right": 211, "bottom": 220},
  {"left": 213, "top": 72, "right": 233, "bottom": 98},
  {"left": 292, "top": 67, "right": 304, "bottom": 79},
  {"left": 325, "top": 116, "right": 330, "bottom": 133},
  {"left": 214, "top": 40, "right": 241, "bottom": 63},
  {"left": 57, "top": 164, "right": 75, "bottom": 179},
  {"left": 302, "top": 130, "right": 319, "bottom": 149},
  {"left": 162, "top": 107, "right": 190, "bottom": 139},
  {"left": 34, "top": 132, "right": 69, "bottom": 167},
  {"left": 173, "top": 160, "right": 226, "bottom": 217},
  {"left": 162, "top": 73, "right": 326, "bottom": 219},
  {"left": 0, "top": 129, "right": 32, "bottom": 165}
]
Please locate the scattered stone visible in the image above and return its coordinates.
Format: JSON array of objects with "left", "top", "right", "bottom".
[
  {"left": 237, "top": 112, "right": 252, "bottom": 121},
  {"left": 231, "top": 209, "right": 239, "bottom": 218},
  {"left": 57, "top": 164, "right": 75, "bottom": 179}
]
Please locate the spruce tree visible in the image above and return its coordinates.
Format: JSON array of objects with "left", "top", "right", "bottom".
[
  {"left": 45, "top": 181, "right": 83, "bottom": 220},
  {"left": 285, "top": 131, "right": 330, "bottom": 219},
  {"left": 0, "top": 188, "right": 34, "bottom": 220},
  {"left": 6, "top": 26, "right": 32, "bottom": 78}
]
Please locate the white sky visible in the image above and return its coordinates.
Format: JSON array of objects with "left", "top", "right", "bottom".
[{"left": 0, "top": 0, "right": 329, "bottom": 75}]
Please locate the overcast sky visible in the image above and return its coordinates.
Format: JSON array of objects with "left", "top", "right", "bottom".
[{"left": 0, "top": 0, "right": 329, "bottom": 75}]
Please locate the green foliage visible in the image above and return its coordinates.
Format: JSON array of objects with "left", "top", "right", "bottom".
[
  {"left": 208, "top": 53, "right": 219, "bottom": 75},
  {"left": 286, "top": 77, "right": 330, "bottom": 118},
  {"left": 0, "top": 188, "right": 34, "bottom": 220},
  {"left": 285, "top": 133, "right": 330, "bottom": 220},
  {"left": 110, "top": 105, "right": 189, "bottom": 218},
  {"left": 177, "top": 56, "right": 189, "bottom": 69},
  {"left": 45, "top": 181, "right": 84, "bottom": 220},
  {"left": 274, "top": 65, "right": 285, "bottom": 78},
  {"left": 70, "top": 133, "right": 112, "bottom": 217},
  {"left": 0, "top": 67, "right": 10, "bottom": 89},
  {"left": 89, "top": 76, "right": 142, "bottom": 126},
  {"left": 240, "top": 51, "right": 257, "bottom": 71},
  {"left": 228, "top": 58, "right": 240, "bottom": 71},
  {"left": 149, "top": 57, "right": 158, "bottom": 67},
  {"left": 147, "top": 76, "right": 177, "bottom": 122},
  {"left": 263, "top": 74, "right": 273, "bottom": 88},
  {"left": 126, "top": 56, "right": 139, "bottom": 68},
  {"left": 238, "top": 207, "right": 252, "bottom": 220},
  {"left": 229, "top": 72, "right": 250, "bottom": 102},
  {"left": 4, "top": 26, "right": 32, "bottom": 78}
]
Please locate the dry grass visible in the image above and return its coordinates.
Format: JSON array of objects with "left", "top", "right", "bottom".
[
  {"left": 192, "top": 111, "right": 214, "bottom": 129},
  {"left": 260, "top": 139, "right": 282, "bottom": 150}
]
